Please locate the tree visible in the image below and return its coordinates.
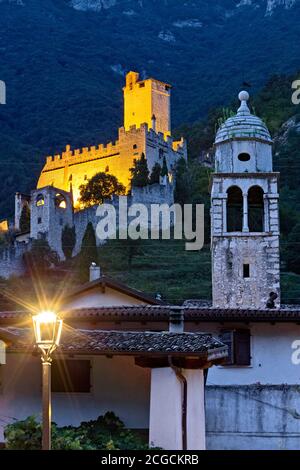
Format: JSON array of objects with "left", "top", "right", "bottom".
[
  {"left": 149, "top": 162, "right": 161, "bottom": 185},
  {"left": 78, "top": 222, "right": 98, "bottom": 282},
  {"left": 130, "top": 153, "right": 149, "bottom": 187},
  {"left": 285, "top": 222, "right": 300, "bottom": 274},
  {"left": 79, "top": 172, "right": 125, "bottom": 208},
  {"left": 19, "top": 204, "right": 30, "bottom": 233},
  {"left": 160, "top": 155, "right": 169, "bottom": 178},
  {"left": 23, "top": 239, "right": 59, "bottom": 273},
  {"left": 61, "top": 224, "right": 76, "bottom": 260}
]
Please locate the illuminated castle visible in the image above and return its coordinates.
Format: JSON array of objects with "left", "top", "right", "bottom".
[{"left": 37, "top": 71, "right": 187, "bottom": 206}]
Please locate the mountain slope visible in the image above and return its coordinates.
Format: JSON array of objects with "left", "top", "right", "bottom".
[{"left": 0, "top": 0, "right": 300, "bottom": 215}]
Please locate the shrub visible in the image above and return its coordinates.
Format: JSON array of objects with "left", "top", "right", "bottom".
[{"left": 4, "top": 412, "right": 148, "bottom": 450}]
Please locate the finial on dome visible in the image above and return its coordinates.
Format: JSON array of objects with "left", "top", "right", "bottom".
[{"left": 237, "top": 90, "right": 250, "bottom": 114}]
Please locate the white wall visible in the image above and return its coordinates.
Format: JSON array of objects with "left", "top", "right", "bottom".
[
  {"left": 0, "top": 353, "right": 150, "bottom": 442},
  {"left": 187, "top": 323, "right": 300, "bottom": 385}
]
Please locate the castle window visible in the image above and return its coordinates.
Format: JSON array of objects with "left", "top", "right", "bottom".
[
  {"left": 248, "top": 186, "right": 264, "bottom": 232},
  {"left": 227, "top": 186, "right": 243, "bottom": 232},
  {"left": 139, "top": 82, "right": 145, "bottom": 88},
  {"left": 159, "top": 149, "right": 164, "bottom": 159},
  {"left": 133, "top": 144, "right": 137, "bottom": 149},
  {"left": 105, "top": 166, "right": 109, "bottom": 173},
  {"left": 55, "top": 193, "right": 67, "bottom": 209},
  {"left": 68, "top": 174, "right": 72, "bottom": 182},
  {"left": 219, "top": 329, "right": 251, "bottom": 366},
  {"left": 52, "top": 359, "right": 91, "bottom": 393},
  {"left": 238, "top": 152, "right": 251, "bottom": 162},
  {"left": 84, "top": 175, "right": 88, "bottom": 180},
  {"left": 37, "top": 217, "right": 42, "bottom": 224},
  {"left": 243, "top": 264, "right": 250, "bottom": 278},
  {"left": 36, "top": 194, "right": 44, "bottom": 207}
]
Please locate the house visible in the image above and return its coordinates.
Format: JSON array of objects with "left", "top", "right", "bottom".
[{"left": 0, "top": 267, "right": 227, "bottom": 450}]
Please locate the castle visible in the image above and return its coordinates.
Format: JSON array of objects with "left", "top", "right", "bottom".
[
  {"left": 0, "top": 72, "right": 185, "bottom": 277},
  {"left": 37, "top": 71, "right": 186, "bottom": 207}
]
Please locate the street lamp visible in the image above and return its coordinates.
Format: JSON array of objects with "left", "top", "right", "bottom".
[{"left": 32, "top": 311, "right": 63, "bottom": 450}]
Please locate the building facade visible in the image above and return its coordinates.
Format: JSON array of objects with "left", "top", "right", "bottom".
[
  {"left": 211, "top": 91, "right": 280, "bottom": 309},
  {"left": 37, "top": 71, "right": 186, "bottom": 207}
]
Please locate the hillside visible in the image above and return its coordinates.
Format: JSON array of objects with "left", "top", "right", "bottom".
[{"left": 1, "top": 0, "right": 300, "bottom": 215}]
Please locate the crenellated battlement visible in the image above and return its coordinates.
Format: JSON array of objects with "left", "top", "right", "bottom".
[{"left": 42, "top": 122, "right": 186, "bottom": 173}]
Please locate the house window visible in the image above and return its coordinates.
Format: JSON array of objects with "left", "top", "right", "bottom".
[
  {"left": 52, "top": 359, "right": 91, "bottom": 393},
  {"left": 37, "top": 217, "right": 42, "bottom": 224},
  {"left": 227, "top": 186, "right": 243, "bottom": 232},
  {"left": 243, "top": 263, "right": 250, "bottom": 278},
  {"left": 139, "top": 82, "right": 145, "bottom": 88},
  {"left": 248, "top": 185, "right": 264, "bottom": 232},
  {"left": 219, "top": 329, "right": 251, "bottom": 366}
]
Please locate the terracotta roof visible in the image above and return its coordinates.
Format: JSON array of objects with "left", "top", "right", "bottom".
[
  {"left": 1, "top": 327, "right": 227, "bottom": 360},
  {"left": 64, "top": 275, "right": 164, "bottom": 305},
  {"left": 1, "top": 305, "right": 300, "bottom": 324}
]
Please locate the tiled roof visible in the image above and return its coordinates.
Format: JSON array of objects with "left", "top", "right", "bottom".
[
  {"left": 1, "top": 305, "right": 300, "bottom": 324},
  {"left": 1, "top": 327, "right": 227, "bottom": 360},
  {"left": 64, "top": 275, "right": 164, "bottom": 305}
]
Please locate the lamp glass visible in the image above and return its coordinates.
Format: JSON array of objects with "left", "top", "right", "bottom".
[{"left": 32, "top": 311, "right": 62, "bottom": 350}]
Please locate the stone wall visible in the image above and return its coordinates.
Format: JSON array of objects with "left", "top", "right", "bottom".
[{"left": 205, "top": 385, "right": 300, "bottom": 450}]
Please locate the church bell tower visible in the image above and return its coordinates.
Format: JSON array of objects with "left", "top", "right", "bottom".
[{"left": 211, "top": 91, "right": 280, "bottom": 309}]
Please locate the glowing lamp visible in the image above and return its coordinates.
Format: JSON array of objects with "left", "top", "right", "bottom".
[{"left": 32, "top": 311, "right": 63, "bottom": 353}]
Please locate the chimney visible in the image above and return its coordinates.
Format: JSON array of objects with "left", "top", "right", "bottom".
[
  {"left": 169, "top": 307, "right": 184, "bottom": 333},
  {"left": 89, "top": 262, "right": 101, "bottom": 282}
]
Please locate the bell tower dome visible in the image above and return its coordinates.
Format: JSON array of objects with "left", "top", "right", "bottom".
[{"left": 211, "top": 92, "right": 280, "bottom": 309}]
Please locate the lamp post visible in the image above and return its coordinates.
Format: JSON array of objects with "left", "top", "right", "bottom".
[{"left": 32, "top": 311, "right": 63, "bottom": 450}]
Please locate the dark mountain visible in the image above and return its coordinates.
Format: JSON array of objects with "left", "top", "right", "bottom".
[{"left": 0, "top": 0, "right": 300, "bottom": 216}]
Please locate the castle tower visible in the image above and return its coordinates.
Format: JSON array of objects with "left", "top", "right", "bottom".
[
  {"left": 211, "top": 91, "right": 280, "bottom": 309},
  {"left": 30, "top": 186, "right": 73, "bottom": 260},
  {"left": 123, "top": 71, "right": 171, "bottom": 136}
]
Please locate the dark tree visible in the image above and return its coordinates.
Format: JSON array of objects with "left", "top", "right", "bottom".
[
  {"left": 61, "top": 224, "right": 76, "bottom": 260},
  {"left": 79, "top": 172, "right": 125, "bottom": 208},
  {"left": 149, "top": 162, "right": 161, "bottom": 185},
  {"left": 130, "top": 153, "right": 149, "bottom": 187},
  {"left": 19, "top": 204, "right": 30, "bottom": 233},
  {"left": 79, "top": 222, "right": 98, "bottom": 282},
  {"left": 23, "top": 239, "right": 59, "bottom": 273},
  {"left": 160, "top": 156, "right": 169, "bottom": 178}
]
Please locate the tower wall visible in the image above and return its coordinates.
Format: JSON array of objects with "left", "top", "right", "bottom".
[
  {"left": 123, "top": 71, "right": 171, "bottom": 136},
  {"left": 211, "top": 173, "right": 280, "bottom": 309},
  {"left": 30, "top": 187, "right": 73, "bottom": 260}
]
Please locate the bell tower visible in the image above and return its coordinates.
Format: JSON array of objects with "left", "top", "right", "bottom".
[{"left": 211, "top": 91, "right": 280, "bottom": 309}]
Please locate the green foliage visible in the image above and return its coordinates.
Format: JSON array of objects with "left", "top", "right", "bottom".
[
  {"left": 130, "top": 153, "right": 149, "bottom": 187},
  {"left": 19, "top": 204, "right": 30, "bottom": 233},
  {"left": 4, "top": 412, "right": 148, "bottom": 450},
  {"left": 78, "top": 222, "right": 98, "bottom": 282},
  {"left": 174, "top": 157, "right": 193, "bottom": 205},
  {"left": 24, "top": 239, "right": 59, "bottom": 272},
  {"left": 61, "top": 224, "right": 76, "bottom": 260},
  {"left": 284, "top": 223, "right": 300, "bottom": 275},
  {"left": 149, "top": 162, "right": 161, "bottom": 185},
  {"left": 79, "top": 172, "right": 125, "bottom": 208},
  {"left": 160, "top": 156, "right": 168, "bottom": 178}
]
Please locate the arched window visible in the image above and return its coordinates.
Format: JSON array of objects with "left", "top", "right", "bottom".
[
  {"left": 227, "top": 186, "right": 243, "bottom": 232},
  {"left": 55, "top": 193, "right": 67, "bottom": 209},
  {"left": 36, "top": 194, "right": 44, "bottom": 207},
  {"left": 248, "top": 186, "right": 264, "bottom": 232}
]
